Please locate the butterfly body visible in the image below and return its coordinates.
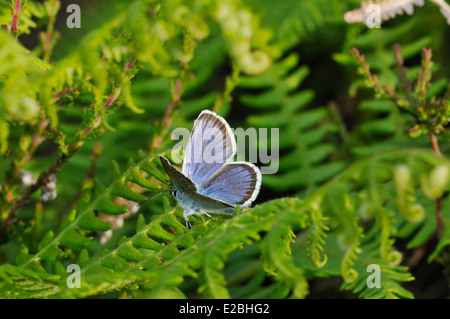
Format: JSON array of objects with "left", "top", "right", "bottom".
[
  {"left": 160, "top": 110, "right": 261, "bottom": 228},
  {"left": 172, "top": 189, "right": 235, "bottom": 216}
]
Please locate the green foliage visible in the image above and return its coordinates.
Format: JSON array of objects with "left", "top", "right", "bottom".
[
  {"left": 248, "top": 0, "right": 344, "bottom": 48},
  {"left": 0, "top": 0, "right": 449, "bottom": 300},
  {"left": 238, "top": 53, "right": 345, "bottom": 193}
]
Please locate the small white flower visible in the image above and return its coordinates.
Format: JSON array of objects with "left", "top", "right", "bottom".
[{"left": 20, "top": 170, "right": 36, "bottom": 187}]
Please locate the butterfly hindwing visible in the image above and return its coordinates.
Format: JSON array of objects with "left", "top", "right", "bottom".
[
  {"left": 182, "top": 110, "right": 236, "bottom": 187},
  {"left": 183, "top": 191, "right": 235, "bottom": 215},
  {"left": 199, "top": 162, "right": 262, "bottom": 207}
]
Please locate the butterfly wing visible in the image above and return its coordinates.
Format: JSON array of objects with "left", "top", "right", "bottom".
[
  {"left": 182, "top": 110, "right": 236, "bottom": 187},
  {"left": 198, "top": 162, "right": 262, "bottom": 207},
  {"left": 160, "top": 155, "right": 235, "bottom": 214},
  {"left": 159, "top": 155, "right": 196, "bottom": 193},
  {"left": 183, "top": 191, "right": 236, "bottom": 214}
]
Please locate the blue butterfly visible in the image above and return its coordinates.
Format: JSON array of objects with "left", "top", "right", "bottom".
[{"left": 159, "top": 110, "right": 262, "bottom": 228}]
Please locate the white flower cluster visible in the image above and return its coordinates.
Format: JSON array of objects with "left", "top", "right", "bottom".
[{"left": 41, "top": 174, "right": 57, "bottom": 202}]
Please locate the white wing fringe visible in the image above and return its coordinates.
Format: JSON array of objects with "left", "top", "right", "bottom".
[{"left": 344, "top": 0, "right": 450, "bottom": 25}]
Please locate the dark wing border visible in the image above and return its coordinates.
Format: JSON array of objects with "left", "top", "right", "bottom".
[{"left": 200, "top": 161, "right": 262, "bottom": 207}]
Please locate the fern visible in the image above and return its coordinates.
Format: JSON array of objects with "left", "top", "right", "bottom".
[
  {"left": 323, "top": 180, "right": 364, "bottom": 283},
  {"left": 306, "top": 196, "right": 329, "bottom": 268},
  {"left": 57, "top": 197, "right": 311, "bottom": 298},
  {"left": 2, "top": 146, "right": 448, "bottom": 299},
  {"left": 2, "top": 0, "right": 450, "bottom": 300},
  {"left": 248, "top": 0, "right": 344, "bottom": 47},
  {"left": 0, "top": 263, "right": 59, "bottom": 298},
  {"left": 259, "top": 205, "right": 309, "bottom": 298},
  {"left": 238, "top": 53, "right": 345, "bottom": 193},
  {"left": 345, "top": 29, "right": 450, "bottom": 267},
  {"left": 7, "top": 155, "right": 163, "bottom": 289}
]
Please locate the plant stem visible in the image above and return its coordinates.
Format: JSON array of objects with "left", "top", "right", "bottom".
[
  {"left": 0, "top": 161, "right": 62, "bottom": 242},
  {"left": 84, "top": 59, "right": 135, "bottom": 135},
  {"left": 429, "top": 131, "right": 442, "bottom": 157},
  {"left": 0, "top": 59, "right": 135, "bottom": 241},
  {"left": 429, "top": 131, "right": 443, "bottom": 238},
  {"left": 163, "top": 79, "right": 182, "bottom": 128},
  {"left": 10, "top": 0, "right": 22, "bottom": 34}
]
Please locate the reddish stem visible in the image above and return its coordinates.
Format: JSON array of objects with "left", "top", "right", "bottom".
[
  {"left": 84, "top": 87, "right": 121, "bottom": 135},
  {"left": 10, "top": 0, "right": 22, "bottom": 34},
  {"left": 429, "top": 130, "right": 442, "bottom": 157},
  {"left": 83, "top": 59, "right": 135, "bottom": 136},
  {"left": 53, "top": 87, "right": 76, "bottom": 101}
]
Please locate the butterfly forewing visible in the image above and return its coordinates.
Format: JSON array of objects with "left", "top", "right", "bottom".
[
  {"left": 160, "top": 155, "right": 235, "bottom": 212},
  {"left": 182, "top": 110, "right": 236, "bottom": 187},
  {"left": 159, "top": 155, "right": 196, "bottom": 193},
  {"left": 199, "top": 162, "right": 261, "bottom": 207}
]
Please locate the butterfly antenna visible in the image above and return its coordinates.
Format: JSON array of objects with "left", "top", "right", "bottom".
[{"left": 137, "top": 189, "right": 171, "bottom": 207}]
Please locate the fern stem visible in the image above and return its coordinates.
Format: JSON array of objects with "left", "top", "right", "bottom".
[
  {"left": 277, "top": 72, "right": 315, "bottom": 192},
  {"left": 17, "top": 156, "right": 155, "bottom": 269},
  {"left": 328, "top": 102, "right": 349, "bottom": 146},
  {"left": 81, "top": 209, "right": 180, "bottom": 275}
]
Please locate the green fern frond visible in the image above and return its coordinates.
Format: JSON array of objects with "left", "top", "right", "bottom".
[
  {"left": 4, "top": 156, "right": 163, "bottom": 293},
  {"left": 341, "top": 257, "right": 415, "bottom": 299},
  {"left": 323, "top": 181, "right": 364, "bottom": 283},
  {"left": 260, "top": 207, "right": 309, "bottom": 298},
  {"left": 378, "top": 208, "right": 403, "bottom": 267},
  {"left": 0, "top": 263, "right": 59, "bottom": 298},
  {"left": 248, "top": 0, "right": 344, "bottom": 47},
  {"left": 239, "top": 53, "right": 345, "bottom": 193},
  {"left": 2, "top": 148, "right": 448, "bottom": 298},
  {"left": 306, "top": 197, "right": 329, "bottom": 268}
]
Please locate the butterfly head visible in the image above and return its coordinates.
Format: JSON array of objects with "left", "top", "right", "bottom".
[{"left": 169, "top": 188, "right": 178, "bottom": 199}]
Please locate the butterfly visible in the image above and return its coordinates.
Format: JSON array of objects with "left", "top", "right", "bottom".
[{"left": 159, "top": 110, "right": 262, "bottom": 228}]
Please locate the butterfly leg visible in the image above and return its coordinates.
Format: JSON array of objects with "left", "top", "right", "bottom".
[
  {"left": 202, "top": 211, "right": 217, "bottom": 222},
  {"left": 182, "top": 211, "right": 192, "bottom": 229}
]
